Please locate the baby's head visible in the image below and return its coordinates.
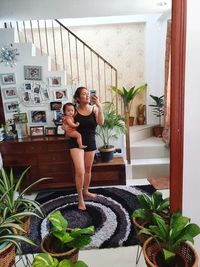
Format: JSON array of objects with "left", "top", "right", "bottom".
[{"left": 63, "top": 102, "right": 75, "bottom": 116}]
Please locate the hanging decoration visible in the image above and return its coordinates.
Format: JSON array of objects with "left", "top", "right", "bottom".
[{"left": 0, "top": 44, "right": 20, "bottom": 67}]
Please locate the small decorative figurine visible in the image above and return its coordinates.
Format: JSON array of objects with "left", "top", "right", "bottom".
[{"left": 137, "top": 104, "right": 146, "bottom": 125}]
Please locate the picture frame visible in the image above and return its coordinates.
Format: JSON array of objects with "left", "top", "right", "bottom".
[
  {"left": 30, "top": 110, "right": 47, "bottom": 124},
  {"left": 24, "top": 82, "right": 32, "bottom": 90},
  {"left": 49, "top": 77, "right": 61, "bottom": 87},
  {"left": 50, "top": 101, "right": 62, "bottom": 111},
  {"left": 4, "top": 101, "right": 19, "bottom": 113},
  {"left": 45, "top": 127, "right": 56, "bottom": 136},
  {"left": 13, "top": 113, "right": 28, "bottom": 123},
  {"left": 23, "top": 91, "right": 31, "bottom": 102},
  {"left": 56, "top": 124, "right": 65, "bottom": 135},
  {"left": 54, "top": 110, "right": 63, "bottom": 124},
  {"left": 24, "top": 66, "right": 42, "bottom": 80},
  {"left": 1, "top": 73, "right": 16, "bottom": 85},
  {"left": 32, "top": 83, "right": 41, "bottom": 94},
  {"left": 2, "top": 87, "right": 18, "bottom": 99},
  {"left": 54, "top": 89, "right": 68, "bottom": 100},
  {"left": 30, "top": 126, "right": 44, "bottom": 137}
]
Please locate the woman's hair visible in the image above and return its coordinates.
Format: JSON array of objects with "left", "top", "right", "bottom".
[
  {"left": 63, "top": 102, "right": 75, "bottom": 114},
  {"left": 73, "top": 87, "right": 87, "bottom": 103}
]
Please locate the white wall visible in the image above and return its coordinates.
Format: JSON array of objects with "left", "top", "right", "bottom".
[{"left": 183, "top": 0, "right": 200, "bottom": 254}]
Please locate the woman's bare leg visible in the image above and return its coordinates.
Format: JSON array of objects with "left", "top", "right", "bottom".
[
  {"left": 83, "top": 150, "right": 96, "bottom": 199},
  {"left": 70, "top": 148, "right": 86, "bottom": 210}
]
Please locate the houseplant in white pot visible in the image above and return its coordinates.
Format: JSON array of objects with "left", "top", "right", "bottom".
[
  {"left": 96, "top": 101, "right": 126, "bottom": 162},
  {"left": 149, "top": 94, "right": 164, "bottom": 137}
]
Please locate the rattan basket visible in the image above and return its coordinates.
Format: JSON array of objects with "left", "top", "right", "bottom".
[
  {"left": 0, "top": 241, "right": 16, "bottom": 267},
  {"left": 143, "top": 237, "right": 199, "bottom": 267},
  {"left": 132, "top": 217, "right": 150, "bottom": 246}
]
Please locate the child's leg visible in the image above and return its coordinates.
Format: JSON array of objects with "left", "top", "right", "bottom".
[{"left": 68, "top": 131, "right": 87, "bottom": 149}]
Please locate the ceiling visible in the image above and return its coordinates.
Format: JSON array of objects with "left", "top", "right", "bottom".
[{"left": 0, "top": 0, "right": 171, "bottom": 21}]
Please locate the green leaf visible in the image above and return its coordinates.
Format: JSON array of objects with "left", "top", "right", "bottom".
[
  {"left": 162, "top": 248, "right": 176, "bottom": 262},
  {"left": 32, "top": 253, "right": 57, "bottom": 267},
  {"left": 58, "top": 259, "right": 71, "bottom": 267},
  {"left": 73, "top": 261, "right": 89, "bottom": 267}
]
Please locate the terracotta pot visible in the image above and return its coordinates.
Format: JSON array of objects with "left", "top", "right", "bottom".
[
  {"left": 132, "top": 217, "right": 150, "bottom": 246},
  {"left": 129, "top": 116, "right": 134, "bottom": 126},
  {"left": 153, "top": 126, "right": 163, "bottom": 137},
  {"left": 41, "top": 233, "right": 79, "bottom": 263}
]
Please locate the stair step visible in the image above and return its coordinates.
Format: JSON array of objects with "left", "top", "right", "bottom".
[
  {"left": 131, "top": 158, "right": 170, "bottom": 165},
  {"left": 129, "top": 124, "right": 155, "bottom": 142}
]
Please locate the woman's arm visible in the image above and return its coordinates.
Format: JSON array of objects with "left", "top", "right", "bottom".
[{"left": 92, "top": 96, "right": 104, "bottom": 125}]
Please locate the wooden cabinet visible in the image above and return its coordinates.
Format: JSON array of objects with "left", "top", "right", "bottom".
[{"left": 0, "top": 137, "right": 125, "bottom": 191}]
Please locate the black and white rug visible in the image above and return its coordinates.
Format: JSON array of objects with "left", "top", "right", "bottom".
[{"left": 22, "top": 185, "right": 155, "bottom": 254}]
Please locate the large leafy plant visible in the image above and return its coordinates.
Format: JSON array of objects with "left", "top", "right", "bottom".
[
  {"left": 112, "top": 84, "right": 147, "bottom": 113},
  {"left": 49, "top": 211, "right": 95, "bottom": 249},
  {"left": 149, "top": 94, "right": 164, "bottom": 126},
  {"left": 132, "top": 191, "right": 170, "bottom": 223},
  {"left": 140, "top": 212, "right": 200, "bottom": 267},
  {"left": 32, "top": 253, "right": 88, "bottom": 267},
  {"left": 0, "top": 167, "right": 50, "bottom": 220},
  {"left": 96, "top": 101, "right": 126, "bottom": 148}
]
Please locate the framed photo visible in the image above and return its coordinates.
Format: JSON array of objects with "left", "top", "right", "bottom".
[
  {"left": 41, "top": 88, "right": 49, "bottom": 100},
  {"left": 4, "top": 101, "right": 19, "bottom": 113},
  {"left": 23, "top": 91, "right": 31, "bottom": 102},
  {"left": 1, "top": 73, "right": 16, "bottom": 85},
  {"left": 54, "top": 90, "right": 68, "bottom": 100},
  {"left": 56, "top": 125, "right": 65, "bottom": 135},
  {"left": 32, "top": 83, "right": 41, "bottom": 94},
  {"left": 45, "top": 127, "right": 56, "bottom": 136},
  {"left": 13, "top": 113, "right": 28, "bottom": 123},
  {"left": 30, "top": 126, "right": 44, "bottom": 137},
  {"left": 49, "top": 77, "right": 61, "bottom": 87},
  {"left": 24, "top": 66, "right": 42, "bottom": 80},
  {"left": 34, "top": 95, "right": 41, "bottom": 104},
  {"left": 24, "top": 82, "right": 32, "bottom": 90},
  {"left": 2, "top": 87, "right": 18, "bottom": 99},
  {"left": 30, "top": 110, "right": 47, "bottom": 124},
  {"left": 50, "top": 101, "right": 62, "bottom": 111},
  {"left": 54, "top": 110, "right": 63, "bottom": 123}
]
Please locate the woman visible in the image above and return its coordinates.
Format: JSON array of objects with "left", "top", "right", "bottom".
[{"left": 65, "top": 87, "right": 104, "bottom": 210}]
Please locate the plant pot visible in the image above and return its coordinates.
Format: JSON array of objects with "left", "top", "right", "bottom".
[
  {"left": 0, "top": 242, "right": 16, "bottom": 267},
  {"left": 153, "top": 126, "right": 163, "bottom": 137},
  {"left": 99, "top": 146, "right": 115, "bottom": 162},
  {"left": 41, "top": 233, "right": 79, "bottom": 263},
  {"left": 132, "top": 217, "right": 150, "bottom": 246},
  {"left": 143, "top": 237, "right": 199, "bottom": 267},
  {"left": 18, "top": 216, "right": 30, "bottom": 236},
  {"left": 129, "top": 116, "right": 135, "bottom": 126}
]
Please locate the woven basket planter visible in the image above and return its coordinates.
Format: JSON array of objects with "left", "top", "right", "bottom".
[
  {"left": 143, "top": 237, "right": 199, "bottom": 267},
  {"left": 41, "top": 233, "right": 79, "bottom": 263},
  {"left": 17, "top": 216, "right": 30, "bottom": 236},
  {"left": 0, "top": 242, "right": 16, "bottom": 267},
  {"left": 132, "top": 217, "right": 150, "bottom": 246}
]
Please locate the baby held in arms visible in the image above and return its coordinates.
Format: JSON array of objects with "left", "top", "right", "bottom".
[{"left": 63, "top": 103, "right": 87, "bottom": 149}]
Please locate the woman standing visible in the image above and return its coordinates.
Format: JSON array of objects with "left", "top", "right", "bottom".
[{"left": 64, "top": 87, "right": 104, "bottom": 210}]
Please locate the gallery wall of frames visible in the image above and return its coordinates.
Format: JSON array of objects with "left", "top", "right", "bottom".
[{"left": 0, "top": 65, "right": 73, "bottom": 138}]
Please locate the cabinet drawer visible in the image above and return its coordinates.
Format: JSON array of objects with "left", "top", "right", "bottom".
[
  {"left": 0, "top": 143, "right": 26, "bottom": 154},
  {"left": 2, "top": 154, "right": 37, "bottom": 166},
  {"left": 25, "top": 143, "right": 47, "bottom": 153},
  {"left": 38, "top": 152, "right": 71, "bottom": 163},
  {"left": 47, "top": 141, "right": 69, "bottom": 151},
  {"left": 37, "top": 171, "right": 74, "bottom": 183},
  {"left": 39, "top": 162, "right": 73, "bottom": 174}
]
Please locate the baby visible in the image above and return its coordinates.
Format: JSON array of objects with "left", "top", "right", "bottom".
[{"left": 63, "top": 103, "right": 87, "bottom": 149}]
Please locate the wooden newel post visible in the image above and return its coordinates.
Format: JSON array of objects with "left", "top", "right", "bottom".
[{"left": 125, "top": 111, "right": 131, "bottom": 164}]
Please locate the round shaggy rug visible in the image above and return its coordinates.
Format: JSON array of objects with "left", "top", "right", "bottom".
[{"left": 22, "top": 185, "right": 155, "bottom": 254}]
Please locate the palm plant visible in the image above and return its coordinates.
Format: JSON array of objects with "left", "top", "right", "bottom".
[
  {"left": 149, "top": 94, "right": 164, "bottom": 126},
  {"left": 96, "top": 101, "right": 126, "bottom": 148}
]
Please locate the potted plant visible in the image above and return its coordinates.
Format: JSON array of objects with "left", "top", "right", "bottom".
[
  {"left": 141, "top": 212, "right": 200, "bottom": 267},
  {"left": 149, "top": 94, "right": 164, "bottom": 137},
  {"left": 41, "top": 211, "right": 95, "bottom": 263},
  {"left": 32, "top": 253, "right": 89, "bottom": 267},
  {"left": 0, "top": 167, "right": 50, "bottom": 234},
  {"left": 132, "top": 191, "right": 170, "bottom": 246},
  {"left": 96, "top": 101, "right": 126, "bottom": 162},
  {"left": 112, "top": 84, "right": 147, "bottom": 126},
  {"left": 0, "top": 201, "right": 36, "bottom": 267}
]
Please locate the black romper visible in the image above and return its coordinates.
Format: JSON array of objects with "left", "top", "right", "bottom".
[{"left": 69, "top": 108, "right": 97, "bottom": 152}]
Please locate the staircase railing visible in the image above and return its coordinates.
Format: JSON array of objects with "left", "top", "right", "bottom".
[{"left": 4, "top": 19, "right": 120, "bottom": 112}]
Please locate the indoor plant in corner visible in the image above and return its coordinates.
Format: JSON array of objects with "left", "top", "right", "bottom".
[
  {"left": 41, "top": 211, "right": 95, "bottom": 263},
  {"left": 141, "top": 211, "right": 200, "bottom": 267},
  {"left": 149, "top": 94, "right": 164, "bottom": 137},
  {"left": 131, "top": 191, "right": 170, "bottom": 246},
  {"left": 96, "top": 101, "right": 126, "bottom": 162}
]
